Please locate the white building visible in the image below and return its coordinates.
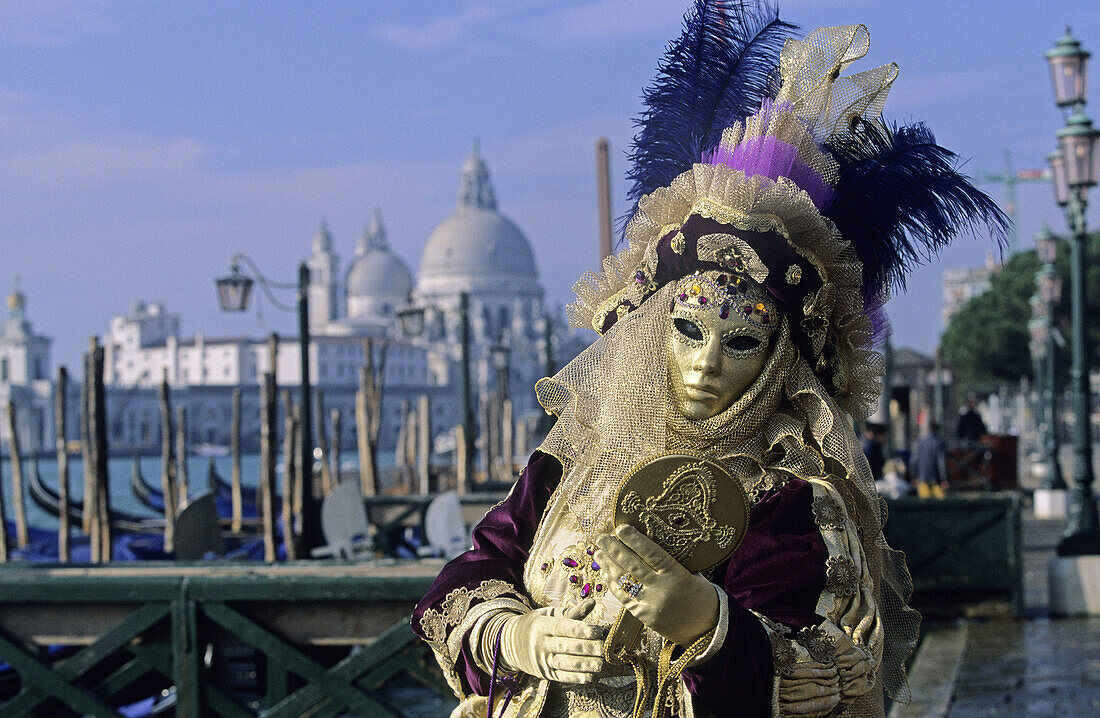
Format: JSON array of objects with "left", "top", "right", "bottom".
[
  {"left": 942, "top": 252, "right": 1000, "bottom": 326},
  {"left": 101, "top": 148, "right": 571, "bottom": 458},
  {"left": 0, "top": 288, "right": 53, "bottom": 453}
]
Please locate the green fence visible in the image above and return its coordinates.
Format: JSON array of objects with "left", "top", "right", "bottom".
[
  {"left": 0, "top": 563, "right": 457, "bottom": 717},
  {"left": 884, "top": 493, "right": 1023, "bottom": 618}
]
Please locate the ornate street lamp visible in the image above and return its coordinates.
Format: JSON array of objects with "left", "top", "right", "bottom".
[
  {"left": 1047, "top": 28, "right": 1090, "bottom": 109},
  {"left": 395, "top": 303, "right": 426, "bottom": 339},
  {"left": 489, "top": 338, "right": 511, "bottom": 401},
  {"left": 215, "top": 255, "right": 323, "bottom": 554},
  {"left": 1046, "top": 29, "right": 1100, "bottom": 555},
  {"left": 215, "top": 262, "right": 253, "bottom": 312}
]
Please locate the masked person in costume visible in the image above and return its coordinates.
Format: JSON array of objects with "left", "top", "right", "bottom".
[{"left": 412, "top": 2, "right": 1005, "bottom": 716}]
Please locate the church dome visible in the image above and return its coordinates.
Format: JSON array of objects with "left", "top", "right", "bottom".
[
  {"left": 346, "top": 210, "right": 413, "bottom": 319},
  {"left": 418, "top": 149, "right": 537, "bottom": 284}
]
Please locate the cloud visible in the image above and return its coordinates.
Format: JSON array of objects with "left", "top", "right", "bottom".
[
  {"left": 0, "top": 0, "right": 129, "bottom": 47},
  {"left": 528, "top": 0, "right": 684, "bottom": 44},
  {"left": 373, "top": 0, "right": 683, "bottom": 52},
  {"left": 374, "top": 4, "right": 502, "bottom": 52}
]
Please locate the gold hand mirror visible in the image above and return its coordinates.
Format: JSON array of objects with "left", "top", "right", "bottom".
[{"left": 604, "top": 452, "right": 749, "bottom": 663}]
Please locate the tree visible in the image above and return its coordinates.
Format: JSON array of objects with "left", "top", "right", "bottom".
[{"left": 940, "top": 231, "right": 1100, "bottom": 390}]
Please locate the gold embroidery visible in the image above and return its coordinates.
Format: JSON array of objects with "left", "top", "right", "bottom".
[
  {"left": 418, "top": 579, "right": 526, "bottom": 664},
  {"left": 758, "top": 615, "right": 797, "bottom": 676},
  {"left": 620, "top": 460, "right": 736, "bottom": 564},
  {"left": 824, "top": 554, "right": 860, "bottom": 597},
  {"left": 692, "top": 198, "right": 791, "bottom": 240},
  {"left": 786, "top": 264, "right": 803, "bottom": 285},
  {"left": 670, "top": 230, "right": 686, "bottom": 254},
  {"left": 811, "top": 494, "right": 846, "bottom": 530},
  {"left": 557, "top": 543, "right": 606, "bottom": 599},
  {"left": 795, "top": 626, "right": 837, "bottom": 664}
]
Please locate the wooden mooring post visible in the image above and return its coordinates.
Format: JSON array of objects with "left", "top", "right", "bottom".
[
  {"left": 281, "top": 390, "right": 298, "bottom": 560},
  {"left": 355, "top": 371, "right": 375, "bottom": 497},
  {"left": 158, "top": 372, "right": 177, "bottom": 553},
  {"left": 230, "top": 386, "right": 242, "bottom": 533},
  {"left": 4, "top": 401, "right": 29, "bottom": 549},
  {"left": 259, "top": 372, "right": 277, "bottom": 562},
  {"left": 89, "top": 338, "right": 110, "bottom": 562},
  {"left": 315, "top": 388, "right": 333, "bottom": 496},
  {"left": 55, "top": 366, "right": 70, "bottom": 562},
  {"left": 176, "top": 405, "right": 189, "bottom": 506},
  {"left": 455, "top": 424, "right": 468, "bottom": 495},
  {"left": 330, "top": 407, "right": 342, "bottom": 487},
  {"left": 417, "top": 395, "right": 431, "bottom": 494},
  {"left": 0, "top": 423, "right": 8, "bottom": 562},
  {"left": 356, "top": 338, "right": 385, "bottom": 497},
  {"left": 80, "top": 351, "right": 94, "bottom": 535}
]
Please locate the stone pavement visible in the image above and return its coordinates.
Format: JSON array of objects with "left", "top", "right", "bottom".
[{"left": 890, "top": 512, "right": 1100, "bottom": 717}]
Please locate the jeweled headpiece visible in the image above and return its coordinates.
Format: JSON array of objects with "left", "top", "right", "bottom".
[{"left": 568, "top": 1, "right": 1007, "bottom": 420}]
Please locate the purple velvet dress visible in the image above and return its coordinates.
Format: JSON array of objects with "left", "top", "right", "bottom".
[{"left": 412, "top": 450, "right": 877, "bottom": 717}]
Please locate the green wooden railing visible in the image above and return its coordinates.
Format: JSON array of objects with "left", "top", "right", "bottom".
[
  {"left": 884, "top": 493, "right": 1023, "bottom": 617},
  {"left": 0, "top": 563, "right": 457, "bottom": 717}
]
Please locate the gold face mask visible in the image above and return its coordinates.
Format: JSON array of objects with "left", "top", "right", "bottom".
[{"left": 667, "top": 272, "right": 778, "bottom": 421}]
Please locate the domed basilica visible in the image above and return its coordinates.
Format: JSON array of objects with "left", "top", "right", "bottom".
[{"left": 290, "top": 147, "right": 550, "bottom": 453}]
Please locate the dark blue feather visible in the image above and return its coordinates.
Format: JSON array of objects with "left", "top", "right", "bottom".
[
  {"left": 623, "top": 0, "right": 796, "bottom": 232},
  {"left": 824, "top": 121, "right": 1009, "bottom": 302}
]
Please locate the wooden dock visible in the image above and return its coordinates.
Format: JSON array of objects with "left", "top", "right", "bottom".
[{"left": 0, "top": 561, "right": 452, "bottom": 717}]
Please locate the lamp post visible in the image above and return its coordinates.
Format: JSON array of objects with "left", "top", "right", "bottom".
[
  {"left": 489, "top": 338, "right": 511, "bottom": 401},
  {"left": 397, "top": 293, "right": 475, "bottom": 487},
  {"left": 1046, "top": 28, "right": 1100, "bottom": 555},
  {"left": 1036, "top": 228, "right": 1067, "bottom": 494},
  {"left": 216, "top": 255, "right": 323, "bottom": 554},
  {"left": 1028, "top": 295, "right": 1049, "bottom": 473}
]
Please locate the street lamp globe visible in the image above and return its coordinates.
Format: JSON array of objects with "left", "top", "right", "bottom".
[
  {"left": 1029, "top": 292, "right": 1049, "bottom": 321},
  {"left": 1038, "top": 266, "right": 1063, "bottom": 305},
  {"left": 1046, "top": 28, "right": 1090, "bottom": 108},
  {"left": 1057, "top": 114, "right": 1100, "bottom": 188},
  {"left": 215, "top": 263, "right": 254, "bottom": 312},
  {"left": 396, "top": 303, "right": 426, "bottom": 338},
  {"left": 1035, "top": 226, "right": 1059, "bottom": 263},
  {"left": 1048, "top": 150, "right": 1071, "bottom": 207}
]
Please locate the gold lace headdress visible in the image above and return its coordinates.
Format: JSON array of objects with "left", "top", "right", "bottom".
[
  {"left": 539, "top": 4, "right": 1005, "bottom": 713},
  {"left": 571, "top": 25, "right": 891, "bottom": 420}
]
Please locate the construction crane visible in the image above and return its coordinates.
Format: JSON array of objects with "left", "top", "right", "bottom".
[{"left": 982, "top": 150, "right": 1049, "bottom": 256}]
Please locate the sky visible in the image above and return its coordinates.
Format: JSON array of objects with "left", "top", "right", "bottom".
[{"left": 4, "top": 0, "right": 1100, "bottom": 374}]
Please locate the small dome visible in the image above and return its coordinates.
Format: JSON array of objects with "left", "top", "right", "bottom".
[
  {"left": 346, "top": 211, "right": 412, "bottom": 320},
  {"left": 418, "top": 149, "right": 537, "bottom": 283},
  {"left": 347, "top": 250, "right": 413, "bottom": 299}
]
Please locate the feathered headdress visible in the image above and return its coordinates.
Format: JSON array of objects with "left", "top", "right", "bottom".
[{"left": 570, "top": 0, "right": 1007, "bottom": 418}]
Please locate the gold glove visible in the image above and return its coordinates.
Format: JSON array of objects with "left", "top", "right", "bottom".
[
  {"left": 595, "top": 524, "right": 720, "bottom": 648},
  {"left": 485, "top": 599, "right": 608, "bottom": 684}
]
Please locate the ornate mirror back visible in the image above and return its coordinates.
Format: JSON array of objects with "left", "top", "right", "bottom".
[{"left": 614, "top": 453, "right": 748, "bottom": 574}]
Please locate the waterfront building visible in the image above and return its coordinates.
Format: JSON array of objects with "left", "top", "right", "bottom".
[
  {"left": 942, "top": 251, "right": 1001, "bottom": 325},
  {"left": 0, "top": 287, "right": 53, "bottom": 453},
  {"left": 100, "top": 149, "right": 575, "bottom": 459}
]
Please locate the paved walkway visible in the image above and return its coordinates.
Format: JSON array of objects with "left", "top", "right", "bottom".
[{"left": 891, "top": 512, "right": 1100, "bottom": 717}]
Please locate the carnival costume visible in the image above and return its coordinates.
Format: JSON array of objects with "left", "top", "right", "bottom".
[{"left": 413, "top": 2, "right": 1006, "bottom": 717}]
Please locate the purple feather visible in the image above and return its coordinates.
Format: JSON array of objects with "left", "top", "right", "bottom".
[
  {"left": 622, "top": 0, "right": 798, "bottom": 240},
  {"left": 824, "top": 121, "right": 1009, "bottom": 305}
]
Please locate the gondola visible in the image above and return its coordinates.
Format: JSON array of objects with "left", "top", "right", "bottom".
[
  {"left": 129, "top": 458, "right": 265, "bottom": 518},
  {"left": 206, "top": 460, "right": 264, "bottom": 510},
  {"left": 28, "top": 460, "right": 165, "bottom": 534}
]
